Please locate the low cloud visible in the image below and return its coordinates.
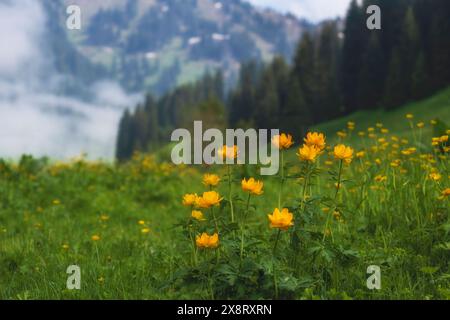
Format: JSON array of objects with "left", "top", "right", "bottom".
[
  {"left": 0, "top": 0, "right": 141, "bottom": 160},
  {"left": 247, "top": 0, "right": 352, "bottom": 22}
]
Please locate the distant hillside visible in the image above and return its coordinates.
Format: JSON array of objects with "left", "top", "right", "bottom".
[
  {"left": 315, "top": 86, "right": 450, "bottom": 144},
  {"left": 61, "top": 0, "right": 313, "bottom": 94}
]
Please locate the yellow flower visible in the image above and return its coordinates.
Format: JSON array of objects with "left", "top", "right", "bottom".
[
  {"left": 390, "top": 159, "right": 401, "bottom": 168},
  {"left": 297, "top": 144, "right": 320, "bottom": 162},
  {"left": 417, "top": 122, "right": 425, "bottom": 129},
  {"left": 218, "top": 145, "right": 238, "bottom": 160},
  {"left": 100, "top": 215, "right": 110, "bottom": 221},
  {"left": 368, "top": 127, "right": 375, "bottom": 133},
  {"left": 272, "top": 133, "right": 294, "bottom": 150},
  {"left": 191, "top": 210, "right": 205, "bottom": 221},
  {"left": 141, "top": 228, "right": 151, "bottom": 234},
  {"left": 381, "top": 128, "right": 389, "bottom": 134},
  {"left": 241, "top": 178, "right": 264, "bottom": 195},
  {"left": 62, "top": 244, "right": 69, "bottom": 250},
  {"left": 376, "top": 123, "right": 383, "bottom": 128},
  {"left": 182, "top": 193, "right": 198, "bottom": 206},
  {"left": 268, "top": 208, "right": 294, "bottom": 230},
  {"left": 138, "top": 220, "right": 145, "bottom": 225},
  {"left": 356, "top": 151, "right": 365, "bottom": 158},
  {"left": 91, "top": 235, "right": 101, "bottom": 241},
  {"left": 337, "top": 131, "right": 347, "bottom": 138},
  {"left": 429, "top": 173, "right": 442, "bottom": 181},
  {"left": 431, "top": 120, "right": 437, "bottom": 125},
  {"left": 374, "top": 175, "right": 387, "bottom": 183},
  {"left": 52, "top": 199, "right": 61, "bottom": 205},
  {"left": 401, "top": 147, "right": 416, "bottom": 156},
  {"left": 304, "top": 132, "right": 326, "bottom": 150},
  {"left": 203, "top": 174, "right": 220, "bottom": 187},
  {"left": 441, "top": 188, "right": 450, "bottom": 198},
  {"left": 358, "top": 131, "right": 366, "bottom": 137},
  {"left": 333, "top": 144, "right": 354, "bottom": 164},
  {"left": 406, "top": 113, "right": 414, "bottom": 120},
  {"left": 196, "top": 232, "right": 219, "bottom": 249},
  {"left": 440, "top": 135, "right": 449, "bottom": 143},
  {"left": 196, "top": 191, "right": 223, "bottom": 209}
]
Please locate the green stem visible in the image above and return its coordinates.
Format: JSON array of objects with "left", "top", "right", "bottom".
[
  {"left": 273, "top": 229, "right": 281, "bottom": 299},
  {"left": 211, "top": 206, "right": 219, "bottom": 233},
  {"left": 240, "top": 193, "right": 251, "bottom": 263},
  {"left": 323, "top": 160, "right": 343, "bottom": 242},
  {"left": 227, "top": 165, "right": 235, "bottom": 223},
  {"left": 278, "top": 151, "right": 284, "bottom": 209}
]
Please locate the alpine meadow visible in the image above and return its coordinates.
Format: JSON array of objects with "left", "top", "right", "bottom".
[{"left": 0, "top": 0, "right": 449, "bottom": 301}]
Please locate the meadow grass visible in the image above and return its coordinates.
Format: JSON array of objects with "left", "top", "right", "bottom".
[{"left": 0, "top": 89, "right": 449, "bottom": 300}]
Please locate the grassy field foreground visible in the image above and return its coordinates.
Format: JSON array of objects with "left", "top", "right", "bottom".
[{"left": 0, "top": 89, "right": 449, "bottom": 300}]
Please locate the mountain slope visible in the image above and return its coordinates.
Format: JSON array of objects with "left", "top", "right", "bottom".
[{"left": 62, "top": 0, "right": 313, "bottom": 94}]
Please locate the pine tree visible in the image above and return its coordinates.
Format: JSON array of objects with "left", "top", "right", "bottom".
[
  {"left": 292, "top": 32, "right": 316, "bottom": 113},
  {"left": 340, "top": 0, "right": 366, "bottom": 113},
  {"left": 357, "top": 32, "right": 385, "bottom": 109}
]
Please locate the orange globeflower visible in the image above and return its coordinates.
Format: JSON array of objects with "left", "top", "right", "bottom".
[
  {"left": 203, "top": 174, "right": 220, "bottom": 187},
  {"left": 272, "top": 133, "right": 294, "bottom": 150},
  {"left": 304, "top": 132, "right": 326, "bottom": 151},
  {"left": 441, "top": 188, "right": 450, "bottom": 198},
  {"left": 297, "top": 144, "right": 320, "bottom": 162},
  {"left": 196, "top": 233, "right": 219, "bottom": 248},
  {"left": 334, "top": 144, "right": 354, "bottom": 164},
  {"left": 196, "top": 191, "right": 223, "bottom": 209},
  {"left": 182, "top": 193, "right": 198, "bottom": 206},
  {"left": 218, "top": 145, "right": 238, "bottom": 160},
  {"left": 191, "top": 210, "right": 205, "bottom": 221},
  {"left": 241, "top": 178, "right": 264, "bottom": 196},
  {"left": 268, "top": 208, "right": 294, "bottom": 230}
]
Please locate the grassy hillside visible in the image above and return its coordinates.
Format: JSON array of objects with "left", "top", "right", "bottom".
[
  {"left": 0, "top": 89, "right": 449, "bottom": 300},
  {"left": 315, "top": 86, "right": 450, "bottom": 143}
]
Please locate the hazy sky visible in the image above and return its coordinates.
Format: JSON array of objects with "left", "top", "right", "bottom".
[{"left": 247, "top": 0, "right": 352, "bottom": 22}]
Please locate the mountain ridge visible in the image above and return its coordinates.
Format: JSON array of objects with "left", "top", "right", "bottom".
[{"left": 61, "top": 0, "right": 314, "bottom": 95}]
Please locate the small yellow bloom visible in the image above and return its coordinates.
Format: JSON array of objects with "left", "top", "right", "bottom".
[
  {"left": 218, "top": 145, "right": 238, "bottom": 160},
  {"left": 268, "top": 208, "right": 294, "bottom": 230},
  {"left": 429, "top": 173, "right": 442, "bottom": 181},
  {"left": 417, "top": 122, "right": 425, "bottom": 129},
  {"left": 191, "top": 210, "right": 205, "bottom": 221},
  {"left": 441, "top": 188, "right": 450, "bottom": 198},
  {"left": 196, "top": 233, "right": 219, "bottom": 249},
  {"left": 368, "top": 127, "right": 375, "bottom": 133},
  {"left": 333, "top": 144, "right": 354, "bottom": 164},
  {"left": 62, "top": 244, "right": 69, "bottom": 250},
  {"left": 91, "top": 235, "right": 101, "bottom": 241},
  {"left": 430, "top": 120, "right": 437, "bottom": 125},
  {"left": 337, "top": 131, "right": 347, "bottom": 138},
  {"left": 376, "top": 123, "right": 383, "bottom": 128},
  {"left": 358, "top": 131, "right": 366, "bottom": 137},
  {"left": 390, "top": 159, "right": 401, "bottom": 168},
  {"left": 356, "top": 151, "right": 365, "bottom": 158},
  {"left": 297, "top": 144, "right": 320, "bottom": 162},
  {"left": 272, "top": 133, "right": 294, "bottom": 150},
  {"left": 406, "top": 113, "right": 414, "bottom": 120},
  {"left": 374, "top": 175, "right": 387, "bottom": 183},
  {"left": 52, "top": 199, "right": 61, "bottom": 205},
  {"left": 203, "top": 174, "right": 220, "bottom": 187},
  {"left": 100, "top": 215, "right": 110, "bottom": 221},
  {"left": 440, "top": 135, "right": 449, "bottom": 143},
  {"left": 304, "top": 132, "right": 326, "bottom": 150},
  {"left": 241, "top": 178, "right": 264, "bottom": 195},
  {"left": 138, "top": 220, "right": 145, "bottom": 225},
  {"left": 182, "top": 193, "right": 198, "bottom": 206},
  {"left": 381, "top": 128, "right": 389, "bottom": 134},
  {"left": 196, "top": 191, "right": 223, "bottom": 209},
  {"left": 141, "top": 228, "right": 151, "bottom": 234}
]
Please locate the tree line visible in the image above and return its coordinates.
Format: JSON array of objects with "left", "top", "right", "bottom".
[{"left": 116, "top": 0, "right": 450, "bottom": 160}]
